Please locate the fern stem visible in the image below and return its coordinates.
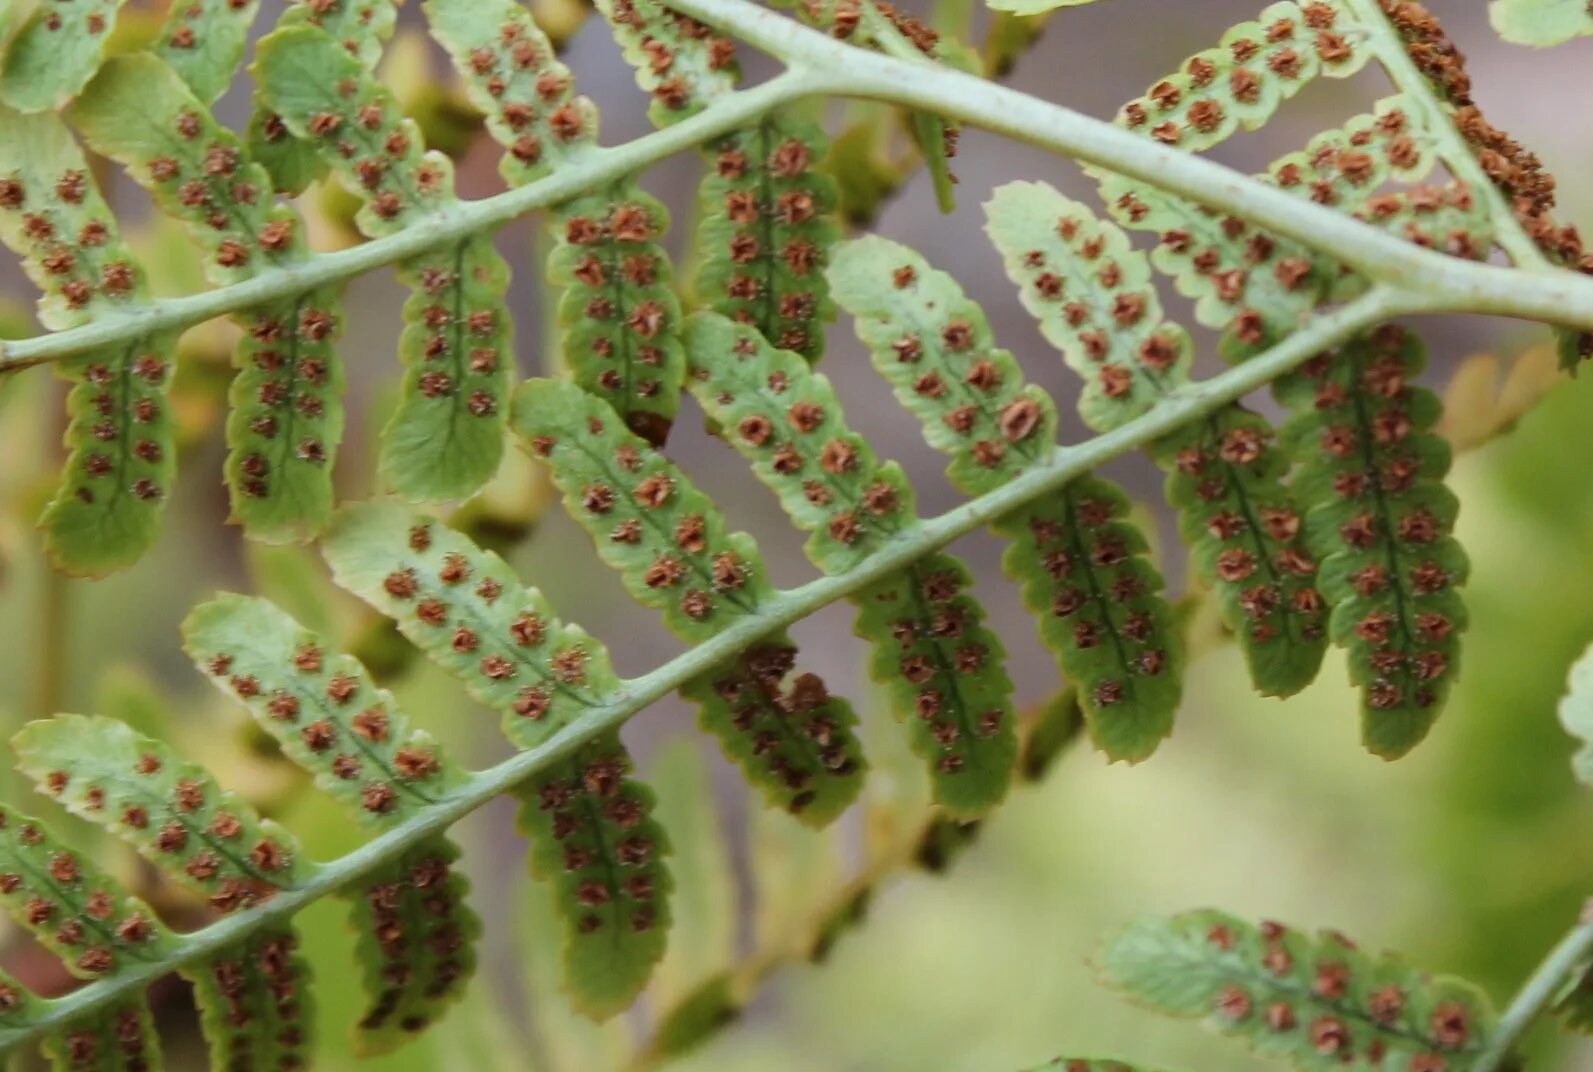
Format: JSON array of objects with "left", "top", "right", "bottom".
[
  {"left": 1335, "top": 0, "right": 1551, "bottom": 270},
  {"left": 0, "top": 284, "right": 1415, "bottom": 1054},
  {"left": 6, "top": 3, "right": 1593, "bottom": 375},
  {"left": 0, "top": 67, "right": 827, "bottom": 371},
  {"left": 669, "top": 0, "right": 1593, "bottom": 320},
  {"left": 1472, "top": 898, "right": 1593, "bottom": 1072}
]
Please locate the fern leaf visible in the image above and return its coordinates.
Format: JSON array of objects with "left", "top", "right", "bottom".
[
  {"left": 153, "top": 0, "right": 263, "bottom": 105},
  {"left": 13, "top": 717, "right": 317, "bottom": 1068},
  {"left": 324, "top": 502, "right": 623, "bottom": 743},
  {"left": 985, "top": 181, "right": 1327, "bottom": 697},
  {"left": 1102, "top": 97, "right": 1490, "bottom": 360},
  {"left": 825, "top": 235, "right": 1056, "bottom": 494},
  {"left": 1492, "top": 0, "right": 1593, "bottom": 45},
  {"left": 983, "top": 180, "right": 1189, "bottom": 427},
  {"left": 182, "top": 594, "right": 469, "bottom": 816},
  {"left": 68, "top": 55, "right": 346, "bottom": 541},
  {"left": 1115, "top": 1, "right": 1367, "bottom": 151},
  {"left": 829, "top": 237, "right": 1184, "bottom": 759},
  {"left": 256, "top": 25, "right": 510, "bottom": 501},
  {"left": 248, "top": 0, "right": 401, "bottom": 194},
  {"left": 345, "top": 839, "right": 479, "bottom": 1050},
  {"left": 0, "top": 107, "right": 175, "bottom": 576},
  {"left": 183, "top": 927, "right": 315, "bottom": 1072},
  {"left": 546, "top": 188, "right": 688, "bottom": 446},
  {"left": 1558, "top": 639, "right": 1593, "bottom": 785},
  {"left": 1275, "top": 327, "right": 1467, "bottom": 757},
  {"left": 38, "top": 1004, "right": 163, "bottom": 1072},
  {"left": 693, "top": 111, "right": 841, "bottom": 363},
  {"left": 0, "top": 806, "right": 178, "bottom": 976},
  {"left": 512, "top": 378, "right": 869, "bottom": 820},
  {"left": 646, "top": 741, "right": 736, "bottom": 1018},
  {"left": 0, "top": 0, "right": 128, "bottom": 113},
  {"left": 593, "top": 0, "right": 739, "bottom": 126},
  {"left": 424, "top": 0, "right": 685, "bottom": 444},
  {"left": 14, "top": 715, "right": 306, "bottom": 909},
  {"left": 1098, "top": 910, "right": 1497, "bottom": 1071},
  {"left": 422, "top": 0, "right": 599, "bottom": 187},
  {"left": 684, "top": 312, "right": 1017, "bottom": 815},
  {"left": 517, "top": 738, "right": 674, "bottom": 1019},
  {"left": 994, "top": 480, "right": 1181, "bottom": 761},
  {"left": 321, "top": 503, "right": 672, "bottom": 1016}
]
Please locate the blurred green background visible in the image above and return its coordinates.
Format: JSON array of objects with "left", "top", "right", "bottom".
[{"left": 2, "top": 0, "right": 1592, "bottom": 1069}]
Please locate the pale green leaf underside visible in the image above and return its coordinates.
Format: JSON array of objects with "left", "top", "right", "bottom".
[
  {"left": 1099, "top": 910, "right": 1497, "bottom": 1072},
  {"left": 0, "top": 0, "right": 128, "bottom": 113},
  {"left": 154, "top": 0, "right": 263, "bottom": 105},
  {"left": 1558, "top": 639, "right": 1593, "bottom": 785},
  {"left": 1492, "top": 0, "right": 1593, "bottom": 45}
]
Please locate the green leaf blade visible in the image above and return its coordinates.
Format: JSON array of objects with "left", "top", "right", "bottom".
[
  {"left": 684, "top": 312, "right": 1017, "bottom": 815},
  {"left": 345, "top": 839, "right": 480, "bottom": 1053},
  {"left": 517, "top": 738, "right": 673, "bottom": 1020},
  {"left": 1276, "top": 328, "right": 1467, "bottom": 757},
  {"left": 996, "top": 476, "right": 1183, "bottom": 762},
  {"left": 548, "top": 185, "right": 687, "bottom": 446},
  {"left": 382, "top": 237, "right": 513, "bottom": 501},
  {"left": 153, "top": 0, "right": 263, "bottom": 105},
  {"left": 324, "top": 501, "right": 623, "bottom": 750},
  {"left": 1099, "top": 910, "right": 1497, "bottom": 1072},
  {"left": 694, "top": 111, "right": 841, "bottom": 364},
  {"left": 984, "top": 180, "right": 1189, "bottom": 429},
  {"left": 828, "top": 235, "right": 1058, "bottom": 495},
  {"left": 0, "top": 0, "right": 129, "bottom": 113}
]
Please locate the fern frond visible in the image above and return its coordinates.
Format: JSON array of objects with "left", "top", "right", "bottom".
[
  {"left": 994, "top": 482, "right": 1181, "bottom": 761},
  {"left": 13, "top": 717, "right": 317, "bottom": 1069},
  {"left": 426, "top": 0, "right": 686, "bottom": 446},
  {"left": 0, "top": 0, "right": 127, "bottom": 113},
  {"left": 694, "top": 112, "right": 841, "bottom": 363},
  {"left": 153, "top": 0, "right": 263, "bottom": 105},
  {"left": 826, "top": 235, "right": 1055, "bottom": 493},
  {"left": 248, "top": 0, "right": 401, "bottom": 194},
  {"left": 422, "top": 0, "right": 598, "bottom": 187},
  {"left": 1101, "top": 97, "right": 1491, "bottom": 360},
  {"left": 511, "top": 378, "right": 869, "bottom": 820},
  {"left": 985, "top": 181, "right": 1328, "bottom": 698},
  {"left": 983, "top": 180, "right": 1188, "bottom": 426},
  {"left": 828, "top": 237, "right": 1183, "bottom": 760},
  {"left": 322, "top": 502, "right": 672, "bottom": 1017},
  {"left": 684, "top": 312, "right": 1017, "bottom": 815},
  {"left": 0, "top": 107, "right": 176, "bottom": 576},
  {"left": 1115, "top": 1, "right": 1367, "bottom": 151},
  {"left": 1099, "top": 910, "right": 1497, "bottom": 1071},
  {"left": 69, "top": 55, "right": 346, "bottom": 541},
  {"left": 547, "top": 190, "right": 688, "bottom": 446},
  {"left": 518, "top": 737, "right": 674, "bottom": 1018},
  {"left": 1275, "top": 326, "right": 1466, "bottom": 757},
  {"left": 324, "top": 502, "right": 622, "bottom": 740},
  {"left": 256, "top": 25, "right": 510, "bottom": 500},
  {"left": 594, "top": 0, "right": 740, "bottom": 126}
]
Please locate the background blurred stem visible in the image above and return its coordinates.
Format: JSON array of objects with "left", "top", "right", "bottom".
[{"left": 1474, "top": 899, "right": 1593, "bottom": 1072}]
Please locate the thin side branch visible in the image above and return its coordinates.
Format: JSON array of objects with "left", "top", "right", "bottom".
[
  {"left": 7, "top": 0, "right": 1593, "bottom": 372},
  {"left": 1472, "top": 899, "right": 1593, "bottom": 1072},
  {"left": 0, "top": 285, "right": 1420, "bottom": 1054}
]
